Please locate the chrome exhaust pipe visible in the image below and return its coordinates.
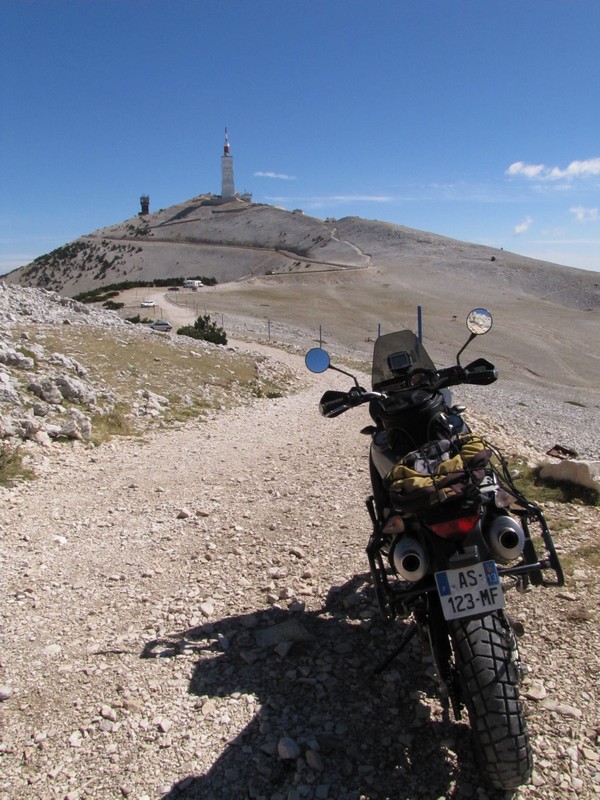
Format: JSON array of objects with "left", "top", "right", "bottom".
[
  {"left": 390, "top": 537, "right": 429, "bottom": 581},
  {"left": 486, "top": 516, "right": 525, "bottom": 563}
]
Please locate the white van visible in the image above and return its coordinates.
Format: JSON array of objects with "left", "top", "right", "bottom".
[{"left": 183, "top": 279, "right": 203, "bottom": 289}]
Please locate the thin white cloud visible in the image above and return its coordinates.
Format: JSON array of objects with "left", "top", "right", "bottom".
[
  {"left": 254, "top": 171, "right": 296, "bottom": 180},
  {"left": 506, "top": 157, "right": 600, "bottom": 181},
  {"left": 514, "top": 216, "right": 533, "bottom": 234},
  {"left": 570, "top": 205, "right": 599, "bottom": 222},
  {"left": 506, "top": 162, "right": 546, "bottom": 179}
]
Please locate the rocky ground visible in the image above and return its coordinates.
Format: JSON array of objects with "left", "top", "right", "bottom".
[{"left": 0, "top": 285, "right": 598, "bottom": 800}]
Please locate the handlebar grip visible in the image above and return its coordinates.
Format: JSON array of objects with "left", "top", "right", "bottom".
[
  {"left": 321, "top": 397, "right": 347, "bottom": 414},
  {"left": 463, "top": 358, "right": 498, "bottom": 385},
  {"left": 319, "top": 390, "right": 351, "bottom": 417},
  {"left": 318, "top": 388, "right": 377, "bottom": 417}
]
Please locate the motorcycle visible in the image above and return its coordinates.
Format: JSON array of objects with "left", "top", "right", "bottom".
[{"left": 305, "top": 308, "right": 564, "bottom": 791}]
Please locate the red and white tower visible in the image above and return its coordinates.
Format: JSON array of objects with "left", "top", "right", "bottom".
[{"left": 221, "top": 127, "right": 235, "bottom": 199}]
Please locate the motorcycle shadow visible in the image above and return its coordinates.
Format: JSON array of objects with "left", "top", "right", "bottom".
[{"left": 144, "top": 575, "right": 506, "bottom": 800}]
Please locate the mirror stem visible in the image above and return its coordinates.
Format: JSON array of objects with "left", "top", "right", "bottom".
[
  {"left": 456, "top": 333, "right": 476, "bottom": 367},
  {"left": 329, "top": 364, "right": 360, "bottom": 387}
]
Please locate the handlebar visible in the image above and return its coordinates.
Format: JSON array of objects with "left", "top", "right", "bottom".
[
  {"left": 427, "top": 359, "right": 497, "bottom": 390},
  {"left": 318, "top": 387, "right": 382, "bottom": 417},
  {"left": 318, "top": 359, "right": 497, "bottom": 418}
]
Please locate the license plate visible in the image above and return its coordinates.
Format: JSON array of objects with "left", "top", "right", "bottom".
[{"left": 435, "top": 560, "right": 504, "bottom": 620}]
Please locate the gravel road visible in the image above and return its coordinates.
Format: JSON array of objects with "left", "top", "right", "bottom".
[{"left": 0, "top": 337, "right": 599, "bottom": 800}]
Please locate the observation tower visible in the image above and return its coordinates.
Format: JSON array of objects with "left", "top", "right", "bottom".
[{"left": 221, "top": 128, "right": 235, "bottom": 199}]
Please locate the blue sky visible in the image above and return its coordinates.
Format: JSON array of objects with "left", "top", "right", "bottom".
[{"left": 2, "top": 0, "right": 600, "bottom": 274}]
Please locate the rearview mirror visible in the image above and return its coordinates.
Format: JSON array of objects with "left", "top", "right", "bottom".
[
  {"left": 305, "top": 348, "right": 330, "bottom": 373},
  {"left": 466, "top": 308, "right": 493, "bottom": 336},
  {"left": 456, "top": 308, "right": 493, "bottom": 367}
]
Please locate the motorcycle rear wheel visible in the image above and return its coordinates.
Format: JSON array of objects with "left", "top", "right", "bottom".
[{"left": 450, "top": 610, "right": 533, "bottom": 790}]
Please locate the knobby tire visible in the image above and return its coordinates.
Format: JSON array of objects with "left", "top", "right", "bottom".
[{"left": 450, "top": 610, "right": 533, "bottom": 790}]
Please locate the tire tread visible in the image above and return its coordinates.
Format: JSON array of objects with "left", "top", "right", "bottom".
[{"left": 450, "top": 611, "right": 533, "bottom": 790}]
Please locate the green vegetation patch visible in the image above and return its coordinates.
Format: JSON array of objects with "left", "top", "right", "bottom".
[
  {"left": 90, "top": 406, "right": 136, "bottom": 446},
  {"left": 569, "top": 541, "right": 600, "bottom": 571},
  {"left": 0, "top": 444, "right": 34, "bottom": 486},
  {"left": 16, "top": 325, "right": 294, "bottom": 436},
  {"left": 74, "top": 277, "right": 217, "bottom": 304},
  {"left": 177, "top": 314, "right": 227, "bottom": 345},
  {"left": 510, "top": 460, "right": 599, "bottom": 507},
  {"left": 125, "top": 314, "right": 153, "bottom": 324},
  {"left": 559, "top": 537, "right": 600, "bottom": 583}
]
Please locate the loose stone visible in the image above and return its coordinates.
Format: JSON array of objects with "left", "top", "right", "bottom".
[{"left": 278, "top": 736, "right": 301, "bottom": 760}]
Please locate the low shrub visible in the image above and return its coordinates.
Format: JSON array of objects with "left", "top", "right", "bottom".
[
  {"left": 125, "top": 314, "right": 153, "bottom": 324},
  {"left": 90, "top": 409, "right": 135, "bottom": 445},
  {"left": 177, "top": 314, "right": 227, "bottom": 345},
  {"left": 0, "top": 444, "right": 34, "bottom": 486}
]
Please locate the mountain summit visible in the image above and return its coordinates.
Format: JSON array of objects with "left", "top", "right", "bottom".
[
  {"left": 6, "top": 196, "right": 599, "bottom": 314},
  {"left": 5, "top": 195, "right": 370, "bottom": 296}
]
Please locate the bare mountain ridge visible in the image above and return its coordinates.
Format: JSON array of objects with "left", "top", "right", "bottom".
[
  {"left": 332, "top": 216, "right": 600, "bottom": 312},
  {"left": 5, "top": 195, "right": 599, "bottom": 312},
  {"left": 5, "top": 196, "right": 369, "bottom": 296}
]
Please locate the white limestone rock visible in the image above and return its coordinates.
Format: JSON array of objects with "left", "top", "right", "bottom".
[{"left": 540, "top": 460, "right": 600, "bottom": 494}]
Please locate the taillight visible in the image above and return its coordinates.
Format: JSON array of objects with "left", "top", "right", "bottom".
[{"left": 428, "top": 514, "right": 479, "bottom": 540}]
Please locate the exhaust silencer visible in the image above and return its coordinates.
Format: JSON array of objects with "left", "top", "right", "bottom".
[
  {"left": 486, "top": 516, "right": 525, "bottom": 563},
  {"left": 390, "top": 537, "right": 429, "bottom": 581}
]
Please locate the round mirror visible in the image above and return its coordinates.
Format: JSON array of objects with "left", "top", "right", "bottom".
[
  {"left": 466, "top": 308, "right": 493, "bottom": 336},
  {"left": 305, "top": 348, "right": 331, "bottom": 373}
]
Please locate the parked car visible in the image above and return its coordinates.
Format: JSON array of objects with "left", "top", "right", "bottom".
[
  {"left": 148, "top": 320, "right": 172, "bottom": 332},
  {"left": 141, "top": 300, "right": 156, "bottom": 308},
  {"left": 167, "top": 286, "right": 180, "bottom": 292}
]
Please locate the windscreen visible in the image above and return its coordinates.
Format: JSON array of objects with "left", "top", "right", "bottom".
[{"left": 371, "top": 330, "right": 436, "bottom": 390}]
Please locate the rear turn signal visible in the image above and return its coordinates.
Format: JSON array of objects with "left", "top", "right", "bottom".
[
  {"left": 428, "top": 514, "right": 479, "bottom": 540},
  {"left": 382, "top": 514, "right": 405, "bottom": 534}
]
